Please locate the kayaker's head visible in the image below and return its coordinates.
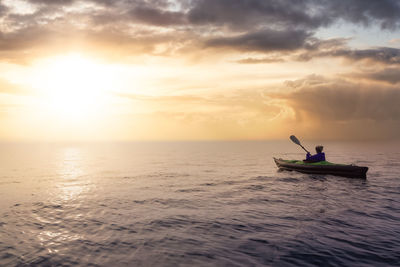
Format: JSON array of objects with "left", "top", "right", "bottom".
[{"left": 316, "top": 145, "right": 323, "bottom": 153}]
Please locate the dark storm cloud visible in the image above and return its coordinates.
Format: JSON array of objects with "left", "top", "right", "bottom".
[{"left": 205, "top": 29, "right": 312, "bottom": 52}]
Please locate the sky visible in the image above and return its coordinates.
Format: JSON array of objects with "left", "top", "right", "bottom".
[{"left": 1, "top": 0, "right": 400, "bottom": 141}]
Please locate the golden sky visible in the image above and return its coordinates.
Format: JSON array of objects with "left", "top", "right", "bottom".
[{"left": 1, "top": 0, "right": 400, "bottom": 141}]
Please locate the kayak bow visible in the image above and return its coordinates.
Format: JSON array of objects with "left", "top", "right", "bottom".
[{"left": 273, "top": 158, "right": 368, "bottom": 179}]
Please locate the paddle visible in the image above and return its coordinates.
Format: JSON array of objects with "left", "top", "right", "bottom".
[{"left": 290, "top": 135, "right": 310, "bottom": 154}]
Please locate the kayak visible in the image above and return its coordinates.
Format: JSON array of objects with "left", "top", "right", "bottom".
[{"left": 273, "top": 158, "right": 368, "bottom": 179}]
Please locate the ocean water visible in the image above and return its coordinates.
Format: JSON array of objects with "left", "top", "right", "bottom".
[{"left": 1, "top": 141, "right": 400, "bottom": 266}]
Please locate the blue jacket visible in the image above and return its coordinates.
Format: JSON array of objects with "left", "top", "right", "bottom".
[{"left": 306, "top": 152, "right": 325, "bottom": 162}]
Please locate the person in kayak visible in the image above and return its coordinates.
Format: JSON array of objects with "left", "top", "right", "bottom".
[{"left": 304, "top": 145, "right": 325, "bottom": 162}]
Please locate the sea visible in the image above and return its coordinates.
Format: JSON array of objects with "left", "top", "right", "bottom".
[{"left": 1, "top": 141, "right": 399, "bottom": 266}]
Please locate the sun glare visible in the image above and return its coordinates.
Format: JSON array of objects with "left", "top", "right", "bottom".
[{"left": 32, "top": 53, "right": 114, "bottom": 121}]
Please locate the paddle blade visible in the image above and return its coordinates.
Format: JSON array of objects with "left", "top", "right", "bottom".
[{"left": 290, "top": 135, "right": 301, "bottom": 145}]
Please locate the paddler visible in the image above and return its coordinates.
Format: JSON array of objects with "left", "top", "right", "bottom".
[{"left": 304, "top": 145, "right": 325, "bottom": 163}]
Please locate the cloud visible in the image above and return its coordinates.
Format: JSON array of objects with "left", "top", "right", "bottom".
[
  {"left": 324, "top": 0, "right": 400, "bottom": 29},
  {"left": 282, "top": 75, "right": 400, "bottom": 121},
  {"left": 111, "top": 90, "right": 290, "bottom": 140},
  {"left": 296, "top": 46, "right": 400, "bottom": 65},
  {"left": 0, "top": 3, "right": 8, "bottom": 16},
  {"left": 332, "top": 47, "right": 400, "bottom": 64},
  {"left": 1, "top": 0, "right": 400, "bottom": 64},
  {"left": 188, "top": 0, "right": 400, "bottom": 30},
  {"left": 0, "top": 26, "right": 54, "bottom": 51},
  {"left": 88, "top": 1, "right": 187, "bottom": 26},
  {"left": 205, "top": 29, "right": 312, "bottom": 52},
  {"left": 21, "top": 0, "right": 400, "bottom": 31},
  {"left": 127, "top": 6, "right": 186, "bottom": 26},
  {"left": 0, "top": 1, "right": 193, "bottom": 62},
  {"left": 272, "top": 75, "right": 400, "bottom": 139},
  {"left": 114, "top": 90, "right": 289, "bottom": 128},
  {"left": 27, "top": 0, "right": 75, "bottom": 5},
  {"left": 351, "top": 68, "right": 400, "bottom": 84},
  {"left": 187, "top": 0, "right": 329, "bottom": 30},
  {"left": 235, "top": 57, "right": 284, "bottom": 64},
  {"left": 114, "top": 90, "right": 282, "bottom": 115}
]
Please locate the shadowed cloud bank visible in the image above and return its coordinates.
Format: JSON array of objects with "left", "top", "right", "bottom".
[{"left": 273, "top": 75, "right": 400, "bottom": 140}]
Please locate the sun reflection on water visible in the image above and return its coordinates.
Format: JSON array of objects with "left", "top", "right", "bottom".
[
  {"left": 58, "top": 147, "right": 84, "bottom": 179},
  {"left": 56, "top": 147, "right": 88, "bottom": 201},
  {"left": 32, "top": 147, "right": 91, "bottom": 257}
]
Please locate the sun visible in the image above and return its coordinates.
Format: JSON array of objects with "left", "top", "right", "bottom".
[{"left": 32, "top": 53, "right": 114, "bottom": 121}]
